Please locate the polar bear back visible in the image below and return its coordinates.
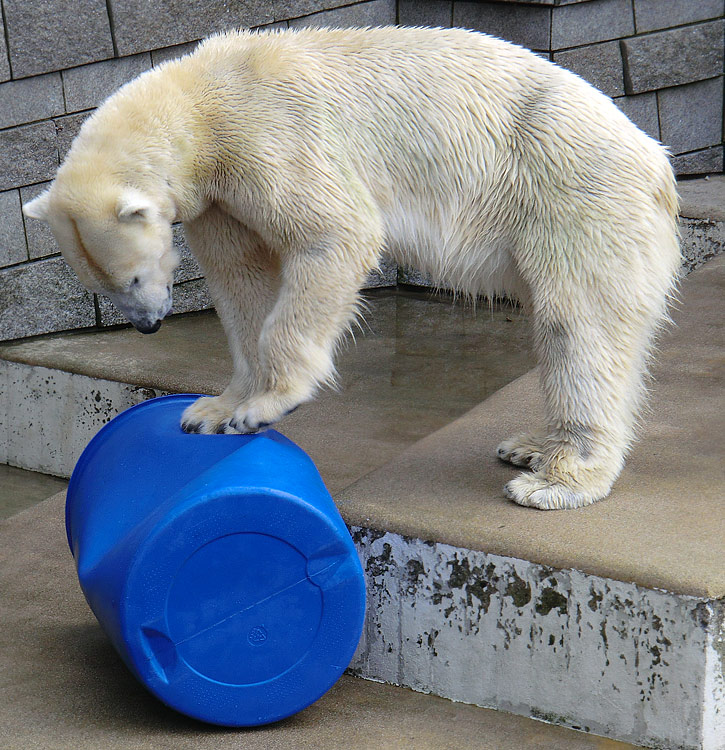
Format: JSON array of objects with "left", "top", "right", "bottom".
[{"left": 64, "top": 26, "right": 677, "bottom": 298}]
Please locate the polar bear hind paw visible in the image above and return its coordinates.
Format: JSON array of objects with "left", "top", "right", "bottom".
[
  {"left": 496, "top": 433, "right": 546, "bottom": 470},
  {"left": 504, "top": 471, "right": 609, "bottom": 510}
]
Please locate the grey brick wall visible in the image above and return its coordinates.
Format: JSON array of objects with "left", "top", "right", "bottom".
[
  {"left": 0, "top": 0, "right": 399, "bottom": 342},
  {"left": 0, "top": 0, "right": 723, "bottom": 342}
]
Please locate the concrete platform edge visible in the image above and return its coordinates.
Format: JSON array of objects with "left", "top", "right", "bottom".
[
  {"left": 0, "top": 358, "right": 167, "bottom": 476},
  {"left": 349, "top": 526, "right": 725, "bottom": 750}
]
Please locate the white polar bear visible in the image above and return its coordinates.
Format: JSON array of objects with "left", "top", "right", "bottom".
[{"left": 23, "top": 26, "right": 681, "bottom": 510}]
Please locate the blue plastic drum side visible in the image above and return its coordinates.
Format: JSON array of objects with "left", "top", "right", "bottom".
[{"left": 66, "top": 394, "right": 366, "bottom": 726}]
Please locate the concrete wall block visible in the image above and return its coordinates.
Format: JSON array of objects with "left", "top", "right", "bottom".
[
  {"left": 96, "top": 294, "right": 125, "bottom": 327},
  {"left": 20, "top": 183, "right": 59, "bottom": 260},
  {"left": 55, "top": 112, "right": 92, "bottom": 161},
  {"left": 151, "top": 41, "right": 200, "bottom": 67},
  {"left": 633, "top": 0, "right": 724, "bottom": 34},
  {"left": 172, "top": 225, "right": 204, "bottom": 284},
  {"left": 363, "top": 254, "right": 397, "bottom": 289},
  {"left": 399, "top": 0, "right": 452, "bottom": 28},
  {"left": 277, "top": 0, "right": 370, "bottom": 20},
  {"left": 3, "top": 0, "right": 114, "bottom": 78},
  {"left": 0, "top": 73, "right": 64, "bottom": 130},
  {"left": 621, "top": 20, "right": 725, "bottom": 95},
  {"left": 551, "top": 0, "right": 634, "bottom": 50},
  {"left": 398, "top": 266, "right": 436, "bottom": 288},
  {"left": 63, "top": 53, "right": 153, "bottom": 112},
  {"left": 0, "top": 258, "right": 95, "bottom": 341},
  {"left": 0, "top": 25, "right": 12, "bottom": 82},
  {"left": 453, "top": 2, "right": 551, "bottom": 51},
  {"left": 0, "top": 190, "right": 27, "bottom": 267},
  {"left": 614, "top": 92, "right": 660, "bottom": 140},
  {"left": 553, "top": 40, "right": 624, "bottom": 98},
  {"left": 671, "top": 147, "right": 724, "bottom": 178},
  {"left": 659, "top": 77, "right": 724, "bottom": 155},
  {"left": 0, "top": 121, "right": 57, "bottom": 192},
  {"left": 169, "top": 278, "right": 215, "bottom": 316},
  {"left": 257, "top": 21, "right": 290, "bottom": 31},
  {"left": 107, "top": 0, "right": 273, "bottom": 56},
  {"left": 679, "top": 216, "right": 725, "bottom": 273},
  {"left": 289, "top": 0, "right": 396, "bottom": 29}
]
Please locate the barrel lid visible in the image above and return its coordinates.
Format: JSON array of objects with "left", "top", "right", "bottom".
[{"left": 122, "top": 488, "right": 365, "bottom": 726}]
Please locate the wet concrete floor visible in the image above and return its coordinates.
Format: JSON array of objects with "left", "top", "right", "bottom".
[{"left": 0, "top": 287, "right": 536, "bottom": 508}]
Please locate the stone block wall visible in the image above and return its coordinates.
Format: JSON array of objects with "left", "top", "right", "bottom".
[
  {"left": 0, "top": 0, "right": 723, "bottom": 342},
  {"left": 417, "top": 0, "right": 724, "bottom": 176}
]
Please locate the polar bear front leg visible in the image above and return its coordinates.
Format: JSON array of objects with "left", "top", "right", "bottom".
[
  {"left": 180, "top": 207, "right": 280, "bottom": 434},
  {"left": 227, "top": 227, "right": 381, "bottom": 432}
]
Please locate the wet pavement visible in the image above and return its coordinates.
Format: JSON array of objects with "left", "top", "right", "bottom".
[{"left": 0, "top": 287, "right": 536, "bottom": 504}]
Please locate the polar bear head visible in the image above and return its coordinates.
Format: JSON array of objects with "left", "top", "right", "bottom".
[{"left": 23, "top": 178, "right": 179, "bottom": 334}]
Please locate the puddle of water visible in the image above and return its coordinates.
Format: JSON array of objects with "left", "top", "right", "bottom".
[{"left": 283, "top": 288, "right": 536, "bottom": 493}]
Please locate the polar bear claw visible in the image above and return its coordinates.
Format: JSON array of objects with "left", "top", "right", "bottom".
[{"left": 496, "top": 433, "right": 546, "bottom": 470}]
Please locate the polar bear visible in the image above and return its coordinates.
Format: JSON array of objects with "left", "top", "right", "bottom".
[{"left": 23, "top": 26, "right": 680, "bottom": 510}]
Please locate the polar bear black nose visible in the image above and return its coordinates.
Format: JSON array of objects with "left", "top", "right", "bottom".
[{"left": 134, "top": 319, "right": 162, "bottom": 334}]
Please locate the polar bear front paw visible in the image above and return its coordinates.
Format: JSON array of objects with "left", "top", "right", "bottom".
[
  {"left": 181, "top": 395, "right": 235, "bottom": 434},
  {"left": 228, "top": 392, "right": 301, "bottom": 433},
  {"left": 496, "top": 432, "right": 545, "bottom": 470},
  {"left": 504, "top": 471, "right": 610, "bottom": 510}
]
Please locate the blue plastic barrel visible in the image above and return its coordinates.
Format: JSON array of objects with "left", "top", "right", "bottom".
[{"left": 66, "top": 394, "right": 366, "bottom": 726}]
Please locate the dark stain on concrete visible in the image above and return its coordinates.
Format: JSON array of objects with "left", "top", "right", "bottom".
[
  {"left": 351, "top": 527, "right": 386, "bottom": 546},
  {"left": 366, "top": 542, "right": 392, "bottom": 577},
  {"left": 406, "top": 559, "right": 425, "bottom": 583},
  {"left": 467, "top": 576, "right": 492, "bottom": 613},
  {"left": 447, "top": 557, "right": 471, "bottom": 590},
  {"left": 536, "top": 587, "right": 568, "bottom": 616},
  {"left": 505, "top": 572, "right": 532, "bottom": 608},
  {"left": 427, "top": 629, "right": 439, "bottom": 657},
  {"left": 588, "top": 587, "right": 604, "bottom": 612}
]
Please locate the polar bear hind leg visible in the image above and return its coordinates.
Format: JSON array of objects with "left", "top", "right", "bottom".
[{"left": 500, "top": 193, "right": 680, "bottom": 510}]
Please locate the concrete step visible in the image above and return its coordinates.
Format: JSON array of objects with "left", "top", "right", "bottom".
[
  {"left": 0, "top": 287, "right": 535, "bottom": 485},
  {"left": 0, "top": 463, "right": 67, "bottom": 520},
  {"left": 0, "top": 257, "right": 722, "bottom": 747},
  {"left": 342, "top": 255, "right": 725, "bottom": 750},
  {"left": 0, "top": 490, "right": 641, "bottom": 749}
]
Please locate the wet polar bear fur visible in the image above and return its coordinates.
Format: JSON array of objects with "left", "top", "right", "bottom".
[{"left": 23, "top": 26, "right": 681, "bottom": 510}]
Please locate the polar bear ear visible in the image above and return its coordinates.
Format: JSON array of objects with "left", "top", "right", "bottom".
[
  {"left": 116, "top": 190, "right": 155, "bottom": 222},
  {"left": 23, "top": 190, "right": 52, "bottom": 221}
]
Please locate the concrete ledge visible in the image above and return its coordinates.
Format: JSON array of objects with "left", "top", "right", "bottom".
[{"left": 349, "top": 528, "right": 723, "bottom": 750}]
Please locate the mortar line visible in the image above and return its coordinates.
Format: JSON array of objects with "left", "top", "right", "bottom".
[
  {"left": 105, "top": 0, "right": 119, "bottom": 58},
  {"left": 0, "top": 0, "right": 12, "bottom": 80}
]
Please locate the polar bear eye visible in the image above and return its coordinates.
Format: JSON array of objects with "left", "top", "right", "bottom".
[{"left": 131, "top": 276, "right": 140, "bottom": 287}]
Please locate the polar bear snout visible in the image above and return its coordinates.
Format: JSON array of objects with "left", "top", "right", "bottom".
[
  {"left": 108, "top": 282, "right": 173, "bottom": 335},
  {"left": 134, "top": 319, "right": 163, "bottom": 334}
]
